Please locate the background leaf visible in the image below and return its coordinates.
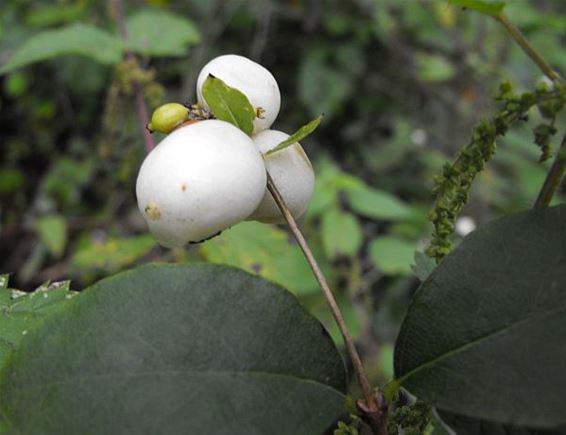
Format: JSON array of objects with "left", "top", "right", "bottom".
[
  {"left": 0, "top": 23, "right": 123, "bottom": 74},
  {"left": 321, "top": 208, "right": 363, "bottom": 258},
  {"left": 199, "top": 221, "right": 322, "bottom": 296},
  {"left": 415, "top": 53, "right": 456, "bottom": 82},
  {"left": 0, "top": 264, "right": 347, "bottom": 435},
  {"left": 447, "top": 0, "right": 507, "bottom": 16},
  {"left": 346, "top": 186, "right": 413, "bottom": 221},
  {"left": 36, "top": 214, "right": 67, "bottom": 257},
  {"left": 394, "top": 205, "right": 566, "bottom": 428},
  {"left": 71, "top": 234, "right": 156, "bottom": 273},
  {"left": 411, "top": 251, "right": 436, "bottom": 282},
  {"left": 201, "top": 75, "right": 255, "bottom": 135},
  {"left": 369, "top": 236, "right": 415, "bottom": 275},
  {"left": 126, "top": 9, "right": 200, "bottom": 57}
]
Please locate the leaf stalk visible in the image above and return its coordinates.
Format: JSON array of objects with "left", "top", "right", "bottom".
[{"left": 266, "top": 173, "right": 387, "bottom": 433}]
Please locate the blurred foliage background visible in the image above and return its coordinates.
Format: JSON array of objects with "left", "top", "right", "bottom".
[{"left": 1, "top": 0, "right": 565, "bottom": 388}]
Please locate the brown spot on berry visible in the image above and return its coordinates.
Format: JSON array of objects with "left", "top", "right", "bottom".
[
  {"left": 181, "top": 183, "right": 188, "bottom": 192},
  {"left": 144, "top": 202, "right": 161, "bottom": 221}
]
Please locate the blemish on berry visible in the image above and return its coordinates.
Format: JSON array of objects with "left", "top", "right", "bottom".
[
  {"left": 145, "top": 202, "right": 161, "bottom": 221},
  {"left": 181, "top": 183, "right": 188, "bottom": 192},
  {"left": 255, "top": 107, "right": 266, "bottom": 119}
]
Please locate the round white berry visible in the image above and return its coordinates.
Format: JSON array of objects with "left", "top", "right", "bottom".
[
  {"left": 249, "top": 129, "right": 315, "bottom": 224},
  {"left": 196, "top": 54, "right": 281, "bottom": 134},
  {"left": 136, "top": 120, "right": 267, "bottom": 247}
]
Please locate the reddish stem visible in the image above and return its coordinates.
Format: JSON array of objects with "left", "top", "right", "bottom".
[{"left": 111, "top": 0, "right": 155, "bottom": 152}]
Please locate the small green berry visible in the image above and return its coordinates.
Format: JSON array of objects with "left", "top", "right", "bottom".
[{"left": 147, "top": 103, "right": 189, "bottom": 134}]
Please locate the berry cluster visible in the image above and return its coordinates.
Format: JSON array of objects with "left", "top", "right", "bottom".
[{"left": 136, "top": 54, "right": 315, "bottom": 247}]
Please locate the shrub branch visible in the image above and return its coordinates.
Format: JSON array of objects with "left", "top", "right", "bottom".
[
  {"left": 534, "top": 133, "right": 566, "bottom": 208},
  {"left": 495, "top": 13, "right": 562, "bottom": 84},
  {"left": 111, "top": 0, "right": 155, "bottom": 152}
]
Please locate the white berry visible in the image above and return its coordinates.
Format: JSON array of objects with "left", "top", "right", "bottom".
[
  {"left": 136, "top": 120, "right": 267, "bottom": 247},
  {"left": 249, "top": 129, "right": 315, "bottom": 224},
  {"left": 196, "top": 54, "right": 281, "bottom": 134}
]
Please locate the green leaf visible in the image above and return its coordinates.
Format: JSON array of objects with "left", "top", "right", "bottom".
[
  {"left": 437, "top": 411, "right": 566, "bottom": 434},
  {"left": 0, "top": 282, "right": 76, "bottom": 369},
  {"left": 126, "top": 9, "right": 200, "bottom": 57},
  {"left": 0, "top": 24, "right": 123, "bottom": 75},
  {"left": 298, "top": 45, "right": 363, "bottom": 119},
  {"left": 0, "top": 264, "right": 347, "bottom": 434},
  {"left": 265, "top": 115, "right": 323, "bottom": 156},
  {"left": 447, "top": 0, "right": 506, "bottom": 16},
  {"left": 199, "top": 221, "right": 323, "bottom": 296},
  {"left": 346, "top": 186, "right": 413, "bottom": 221},
  {"left": 369, "top": 236, "right": 415, "bottom": 275},
  {"left": 71, "top": 234, "right": 156, "bottom": 273},
  {"left": 24, "top": 3, "right": 86, "bottom": 27},
  {"left": 201, "top": 75, "right": 255, "bottom": 135},
  {"left": 36, "top": 214, "right": 67, "bottom": 257},
  {"left": 305, "top": 292, "right": 361, "bottom": 346},
  {"left": 411, "top": 251, "right": 436, "bottom": 282},
  {"left": 321, "top": 209, "right": 363, "bottom": 258},
  {"left": 415, "top": 53, "right": 456, "bottom": 82},
  {"left": 395, "top": 205, "right": 566, "bottom": 428}
]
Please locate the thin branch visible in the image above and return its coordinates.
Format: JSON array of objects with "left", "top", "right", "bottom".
[
  {"left": 534, "top": 133, "right": 566, "bottom": 208},
  {"left": 493, "top": 12, "right": 566, "bottom": 208},
  {"left": 266, "top": 173, "right": 386, "bottom": 432},
  {"left": 495, "top": 13, "right": 563, "bottom": 84},
  {"left": 110, "top": 0, "right": 155, "bottom": 152}
]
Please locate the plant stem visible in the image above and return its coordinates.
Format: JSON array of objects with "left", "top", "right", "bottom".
[
  {"left": 266, "top": 174, "right": 383, "bottom": 421},
  {"left": 493, "top": 13, "right": 566, "bottom": 207},
  {"left": 110, "top": 0, "right": 155, "bottom": 152},
  {"left": 534, "top": 133, "right": 566, "bottom": 208},
  {"left": 495, "top": 13, "right": 563, "bottom": 84}
]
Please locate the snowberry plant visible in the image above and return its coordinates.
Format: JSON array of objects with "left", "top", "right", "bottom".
[{"left": 1, "top": 1, "right": 566, "bottom": 434}]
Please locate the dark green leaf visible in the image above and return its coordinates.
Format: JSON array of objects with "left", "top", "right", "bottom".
[
  {"left": 201, "top": 75, "right": 255, "bottom": 135},
  {"left": 199, "top": 222, "right": 323, "bottom": 296},
  {"left": 394, "top": 205, "right": 566, "bottom": 428},
  {"left": 369, "top": 236, "right": 415, "bottom": 275},
  {"left": 0, "top": 24, "right": 123, "bottom": 74},
  {"left": 447, "top": 0, "right": 506, "bottom": 16},
  {"left": 411, "top": 251, "right": 436, "bottom": 282},
  {"left": 346, "top": 186, "right": 413, "bottom": 221},
  {"left": 437, "top": 411, "right": 566, "bottom": 434},
  {"left": 0, "top": 264, "right": 347, "bottom": 434},
  {"left": 126, "top": 9, "right": 200, "bottom": 57},
  {"left": 321, "top": 209, "right": 363, "bottom": 258},
  {"left": 36, "top": 214, "right": 67, "bottom": 257},
  {"left": 265, "top": 115, "right": 323, "bottom": 156},
  {"left": 0, "top": 281, "right": 76, "bottom": 369}
]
